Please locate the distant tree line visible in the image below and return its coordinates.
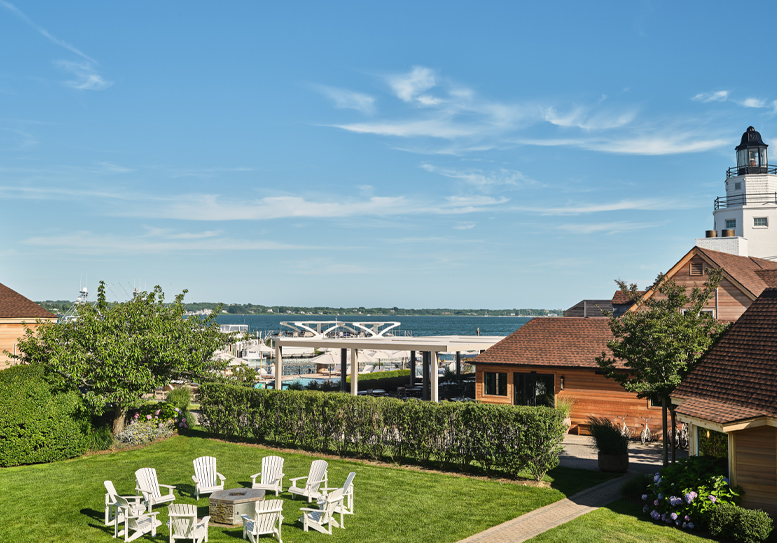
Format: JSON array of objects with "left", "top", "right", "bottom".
[{"left": 36, "top": 300, "right": 561, "bottom": 317}]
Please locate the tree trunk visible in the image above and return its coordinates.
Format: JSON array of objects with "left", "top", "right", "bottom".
[
  {"left": 662, "top": 396, "right": 668, "bottom": 467},
  {"left": 670, "top": 407, "right": 677, "bottom": 464},
  {"left": 112, "top": 405, "right": 127, "bottom": 435}
]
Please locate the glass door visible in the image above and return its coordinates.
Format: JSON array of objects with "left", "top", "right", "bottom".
[{"left": 513, "top": 372, "right": 555, "bottom": 408}]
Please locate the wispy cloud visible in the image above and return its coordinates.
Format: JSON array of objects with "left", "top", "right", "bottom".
[
  {"left": 313, "top": 85, "right": 376, "bottom": 114},
  {"left": 22, "top": 229, "right": 310, "bottom": 255},
  {"left": 421, "top": 163, "right": 532, "bottom": 190},
  {"left": 55, "top": 60, "right": 112, "bottom": 91},
  {"left": 692, "top": 90, "right": 729, "bottom": 103},
  {"left": 557, "top": 221, "right": 657, "bottom": 234},
  {"left": 513, "top": 198, "right": 687, "bottom": 215},
  {"left": 1, "top": 1, "right": 111, "bottom": 90},
  {"left": 739, "top": 97, "right": 766, "bottom": 108},
  {"left": 516, "top": 130, "right": 727, "bottom": 155},
  {"left": 454, "top": 222, "right": 475, "bottom": 230},
  {"left": 387, "top": 66, "right": 437, "bottom": 103},
  {"left": 96, "top": 161, "right": 134, "bottom": 173},
  {"left": 543, "top": 105, "right": 637, "bottom": 130}
]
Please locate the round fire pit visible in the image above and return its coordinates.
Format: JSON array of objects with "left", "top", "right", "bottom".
[{"left": 209, "top": 488, "right": 265, "bottom": 526}]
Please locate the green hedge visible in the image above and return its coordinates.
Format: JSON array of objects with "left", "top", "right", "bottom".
[
  {"left": 0, "top": 365, "right": 89, "bottom": 466},
  {"left": 199, "top": 383, "right": 565, "bottom": 480},
  {"left": 345, "top": 369, "right": 411, "bottom": 391}
]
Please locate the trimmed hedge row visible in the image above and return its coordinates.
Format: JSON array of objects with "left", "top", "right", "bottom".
[
  {"left": 199, "top": 383, "right": 565, "bottom": 480},
  {"left": 345, "top": 369, "right": 411, "bottom": 391},
  {"left": 0, "top": 365, "right": 89, "bottom": 467}
]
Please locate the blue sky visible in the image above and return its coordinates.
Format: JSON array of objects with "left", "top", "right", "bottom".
[{"left": 2, "top": 1, "right": 776, "bottom": 308}]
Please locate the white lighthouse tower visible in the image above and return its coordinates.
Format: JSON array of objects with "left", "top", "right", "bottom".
[{"left": 697, "top": 126, "right": 777, "bottom": 260}]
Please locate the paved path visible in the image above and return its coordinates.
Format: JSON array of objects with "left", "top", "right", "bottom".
[{"left": 458, "top": 435, "right": 687, "bottom": 543}]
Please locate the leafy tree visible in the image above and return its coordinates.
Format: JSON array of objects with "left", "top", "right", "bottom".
[
  {"left": 596, "top": 269, "right": 728, "bottom": 465},
  {"left": 12, "top": 281, "right": 229, "bottom": 434}
]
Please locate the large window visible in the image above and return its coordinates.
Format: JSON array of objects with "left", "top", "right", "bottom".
[
  {"left": 514, "top": 372, "right": 555, "bottom": 408},
  {"left": 754, "top": 217, "right": 768, "bottom": 227},
  {"left": 484, "top": 372, "right": 507, "bottom": 396}
]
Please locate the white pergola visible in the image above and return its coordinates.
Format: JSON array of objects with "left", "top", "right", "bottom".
[{"left": 274, "top": 335, "right": 501, "bottom": 402}]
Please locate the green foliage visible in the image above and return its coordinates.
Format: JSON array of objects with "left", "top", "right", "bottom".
[
  {"left": 166, "top": 387, "right": 192, "bottom": 411},
  {"left": 554, "top": 396, "right": 575, "bottom": 418},
  {"left": 0, "top": 365, "right": 89, "bottom": 466},
  {"left": 345, "top": 369, "right": 412, "bottom": 391},
  {"left": 643, "top": 456, "right": 742, "bottom": 530},
  {"left": 115, "top": 419, "right": 174, "bottom": 446},
  {"left": 198, "top": 384, "right": 566, "bottom": 481},
  {"left": 85, "top": 424, "right": 115, "bottom": 451},
  {"left": 13, "top": 281, "right": 229, "bottom": 433},
  {"left": 345, "top": 369, "right": 410, "bottom": 382},
  {"left": 597, "top": 270, "right": 728, "bottom": 453},
  {"left": 709, "top": 503, "right": 773, "bottom": 543},
  {"left": 588, "top": 417, "right": 629, "bottom": 455},
  {"left": 620, "top": 473, "right": 652, "bottom": 501},
  {"left": 698, "top": 428, "right": 728, "bottom": 459}
]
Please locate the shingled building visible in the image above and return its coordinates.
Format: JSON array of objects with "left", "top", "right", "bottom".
[{"left": 0, "top": 282, "right": 57, "bottom": 369}]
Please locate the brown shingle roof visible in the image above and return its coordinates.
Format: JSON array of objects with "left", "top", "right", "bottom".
[
  {"left": 672, "top": 287, "right": 777, "bottom": 424},
  {"left": 696, "top": 247, "right": 777, "bottom": 297},
  {"left": 472, "top": 317, "right": 620, "bottom": 368},
  {"left": 0, "top": 283, "right": 56, "bottom": 319},
  {"left": 612, "top": 290, "right": 644, "bottom": 305}
]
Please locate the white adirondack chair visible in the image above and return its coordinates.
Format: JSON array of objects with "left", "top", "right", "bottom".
[
  {"left": 167, "top": 503, "right": 210, "bottom": 543},
  {"left": 114, "top": 496, "right": 162, "bottom": 542},
  {"left": 321, "top": 472, "right": 356, "bottom": 519},
  {"left": 299, "top": 488, "right": 344, "bottom": 535},
  {"left": 288, "top": 460, "right": 328, "bottom": 502},
  {"left": 241, "top": 499, "right": 284, "bottom": 543},
  {"left": 250, "top": 456, "right": 285, "bottom": 496},
  {"left": 135, "top": 467, "right": 176, "bottom": 512},
  {"left": 192, "top": 456, "right": 226, "bottom": 500},
  {"left": 104, "top": 480, "right": 146, "bottom": 527}
]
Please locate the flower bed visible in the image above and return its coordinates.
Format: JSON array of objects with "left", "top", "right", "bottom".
[{"left": 116, "top": 403, "right": 190, "bottom": 446}]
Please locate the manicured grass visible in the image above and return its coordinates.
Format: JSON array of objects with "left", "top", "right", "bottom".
[
  {"left": 0, "top": 435, "right": 614, "bottom": 543},
  {"left": 527, "top": 499, "right": 718, "bottom": 542}
]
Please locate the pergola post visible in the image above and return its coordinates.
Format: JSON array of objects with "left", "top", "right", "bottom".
[
  {"left": 456, "top": 351, "right": 461, "bottom": 384},
  {"left": 422, "top": 351, "right": 430, "bottom": 401},
  {"left": 410, "top": 351, "right": 417, "bottom": 387},
  {"left": 274, "top": 345, "right": 283, "bottom": 390},
  {"left": 350, "top": 348, "right": 358, "bottom": 396},
  {"left": 340, "top": 348, "right": 347, "bottom": 392},
  {"left": 430, "top": 350, "right": 439, "bottom": 403}
]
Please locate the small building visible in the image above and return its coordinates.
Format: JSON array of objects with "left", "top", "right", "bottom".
[
  {"left": 472, "top": 317, "right": 662, "bottom": 434},
  {"left": 672, "top": 288, "right": 777, "bottom": 516},
  {"left": 0, "top": 282, "right": 57, "bottom": 369},
  {"left": 563, "top": 299, "right": 613, "bottom": 318}
]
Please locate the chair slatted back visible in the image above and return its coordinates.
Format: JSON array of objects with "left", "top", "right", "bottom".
[
  {"left": 261, "top": 456, "right": 284, "bottom": 485},
  {"left": 168, "top": 504, "right": 196, "bottom": 538},
  {"left": 322, "top": 488, "right": 344, "bottom": 520},
  {"left": 104, "top": 480, "right": 119, "bottom": 501},
  {"left": 135, "top": 468, "right": 161, "bottom": 499},
  {"left": 253, "top": 499, "right": 283, "bottom": 534},
  {"left": 307, "top": 460, "right": 328, "bottom": 493},
  {"left": 193, "top": 456, "right": 217, "bottom": 487},
  {"left": 342, "top": 472, "right": 356, "bottom": 494}
]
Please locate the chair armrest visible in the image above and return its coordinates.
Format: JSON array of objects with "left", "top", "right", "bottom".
[
  {"left": 288, "top": 476, "right": 308, "bottom": 487},
  {"left": 158, "top": 484, "right": 176, "bottom": 490},
  {"left": 192, "top": 475, "right": 199, "bottom": 483},
  {"left": 299, "top": 508, "right": 320, "bottom": 513},
  {"left": 197, "top": 516, "right": 210, "bottom": 528},
  {"left": 216, "top": 472, "right": 226, "bottom": 483},
  {"left": 118, "top": 494, "right": 145, "bottom": 504},
  {"left": 249, "top": 472, "right": 261, "bottom": 483}
]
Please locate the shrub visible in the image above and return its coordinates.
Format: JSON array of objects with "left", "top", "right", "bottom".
[
  {"left": 709, "top": 503, "right": 773, "bottom": 543},
  {"left": 198, "top": 384, "right": 566, "bottom": 481},
  {"left": 621, "top": 473, "right": 652, "bottom": 501},
  {"left": 588, "top": 416, "right": 629, "bottom": 455},
  {"left": 166, "top": 387, "right": 192, "bottom": 411},
  {"left": 0, "top": 365, "right": 89, "bottom": 466},
  {"left": 642, "top": 456, "right": 742, "bottom": 531},
  {"left": 116, "top": 419, "right": 174, "bottom": 446},
  {"left": 86, "top": 424, "right": 115, "bottom": 451},
  {"left": 554, "top": 396, "right": 575, "bottom": 418}
]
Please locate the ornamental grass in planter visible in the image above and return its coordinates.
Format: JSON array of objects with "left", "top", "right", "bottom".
[{"left": 588, "top": 416, "right": 629, "bottom": 473}]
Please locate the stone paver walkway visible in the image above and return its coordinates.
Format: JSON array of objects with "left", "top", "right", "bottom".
[
  {"left": 457, "top": 475, "right": 627, "bottom": 543},
  {"left": 458, "top": 435, "right": 687, "bottom": 542}
]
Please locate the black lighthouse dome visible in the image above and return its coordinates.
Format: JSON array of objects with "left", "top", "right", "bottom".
[{"left": 735, "top": 126, "right": 768, "bottom": 175}]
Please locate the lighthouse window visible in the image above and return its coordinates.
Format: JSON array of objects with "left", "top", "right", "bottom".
[
  {"left": 734, "top": 182, "right": 741, "bottom": 190},
  {"left": 754, "top": 217, "right": 768, "bottom": 227},
  {"left": 748, "top": 149, "right": 760, "bottom": 166},
  {"left": 726, "top": 219, "right": 736, "bottom": 229}
]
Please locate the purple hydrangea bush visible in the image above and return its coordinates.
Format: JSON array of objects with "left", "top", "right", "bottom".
[{"left": 642, "top": 456, "right": 742, "bottom": 531}]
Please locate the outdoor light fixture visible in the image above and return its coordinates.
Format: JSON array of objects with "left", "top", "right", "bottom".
[
  {"left": 707, "top": 430, "right": 710, "bottom": 439},
  {"left": 560, "top": 376, "right": 564, "bottom": 390}
]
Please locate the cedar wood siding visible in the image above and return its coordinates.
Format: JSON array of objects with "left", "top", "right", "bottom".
[
  {"left": 0, "top": 321, "right": 50, "bottom": 369},
  {"left": 733, "top": 425, "right": 777, "bottom": 516},
  {"left": 476, "top": 364, "right": 662, "bottom": 435},
  {"left": 649, "top": 254, "right": 751, "bottom": 321}
]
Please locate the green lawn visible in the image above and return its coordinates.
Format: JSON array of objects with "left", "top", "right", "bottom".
[
  {"left": 527, "top": 500, "right": 718, "bottom": 543},
  {"left": 0, "top": 435, "right": 615, "bottom": 543}
]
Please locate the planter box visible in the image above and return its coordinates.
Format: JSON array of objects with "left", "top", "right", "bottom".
[{"left": 598, "top": 452, "right": 629, "bottom": 473}]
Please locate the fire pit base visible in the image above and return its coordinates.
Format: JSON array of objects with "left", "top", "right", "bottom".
[{"left": 209, "top": 488, "right": 266, "bottom": 525}]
